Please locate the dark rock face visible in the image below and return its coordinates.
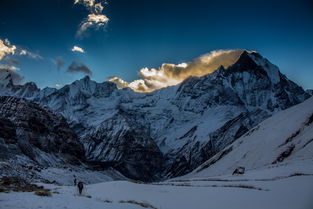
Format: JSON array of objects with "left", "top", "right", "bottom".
[
  {"left": 0, "top": 96, "right": 85, "bottom": 166},
  {"left": 232, "top": 167, "right": 245, "bottom": 175},
  {"left": 84, "top": 113, "right": 164, "bottom": 181}
]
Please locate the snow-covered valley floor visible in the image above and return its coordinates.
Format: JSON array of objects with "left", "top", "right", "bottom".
[{"left": 1, "top": 159, "right": 313, "bottom": 209}]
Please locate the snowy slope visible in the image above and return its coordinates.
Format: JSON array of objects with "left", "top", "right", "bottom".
[
  {"left": 179, "top": 96, "right": 313, "bottom": 179},
  {"left": 1, "top": 160, "right": 313, "bottom": 209}
]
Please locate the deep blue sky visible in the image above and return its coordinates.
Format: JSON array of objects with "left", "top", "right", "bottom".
[{"left": 1, "top": 0, "right": 313, "bottom": 89}]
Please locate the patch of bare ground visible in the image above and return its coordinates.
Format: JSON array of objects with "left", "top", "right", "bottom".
[
  {"left": 119, "top": 200, "right": 158, "bottom": 209},
  {"left": 0, "top": 177, "right": 52, "bottom": 196},
  {"left": 34, "top": 189, "right": 52, "bottom": 197}
]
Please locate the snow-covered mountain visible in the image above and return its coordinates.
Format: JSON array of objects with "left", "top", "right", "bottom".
[
  {"left": 0, "top": 51, "right": 310, "bottom": 181},
  {"left": 2, "top": 96, "right": 313, "bottom": 208},
  {"left": 2, "top": 97, "right": 313, "bottom": 209},
  {"left": 178, "top": 95, "right": 313, "bottom": 180},
  {"left": 0, "top": 96, "right": 126, "bottom": 184}
]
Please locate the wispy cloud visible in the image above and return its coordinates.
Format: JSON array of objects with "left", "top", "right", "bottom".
[
  {"left": 0, "top": 38, "right": 41, "bottom": 61},
  {"left": 54, "top": 57, "right": 65, "bottom": 71},
  {"left": 74, "top": 0, "right": 109, "bottom": 38},
  {"left": 109, "top": 50, "right": 245, "bottom": 92},
  {"left": 19, "top": 49, "right": 42, "bottom": 59},
  {"left": 76, "top": 14, "right": 109, "bottom": 38},
  {"left": 94, "top": 2, "right": 104, "bottom": 13},
  {"left": 74, "top": 0, "right": 96, "bottom": 9},
  {"left": 67, "top": 61, "right": 92, "bottom": 75},
  {"left": 74, "top": 0, "right": 105, "bottom": 13},
  {"left": 0, "top": 38, "right": 41, "bottom": 86},
  {"left": 3, "top": 57, "right": 19, "bottom": 65},
  {"left": 71, "top": 46, "right": 85, "bottom": 53}
]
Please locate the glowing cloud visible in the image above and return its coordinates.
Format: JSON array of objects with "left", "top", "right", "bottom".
[
  {"left": 0, "top": 39, "right": 17, "bottom": 60},
  {"left": 0, "top": 39, "right": 41, "bottom": 61},
  {"left": 74, "top": 0, "right": 96, "bottom": 9},
  {"left": 94, "top": 3, "right": 104, "bottom": 13},
  {"left": 109, "top": 50, "right": 245, "bottom": 92},
  {"left": 74, "top": 0, "right": 105, "bottom": 13},
  {"left": 71, "top": 46, "right": 85, "bottom": 53},
  {"left": 74, "top": 0, "right": 109, "bottom": 38},
  {"left": 76, "top": 14, "right": 109, "bottom": 38}
]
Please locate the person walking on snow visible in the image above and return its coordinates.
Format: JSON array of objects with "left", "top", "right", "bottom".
[
  {"left": 77, "top": 181, "right": 84, "bottom": 195},
  {"left": 73, "top": 175, "right": 77, "bottom": 186}
]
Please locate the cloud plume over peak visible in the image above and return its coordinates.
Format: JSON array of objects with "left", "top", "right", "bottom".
[{"left": 109, "top": 49, "right": 245, "bottom": 92}]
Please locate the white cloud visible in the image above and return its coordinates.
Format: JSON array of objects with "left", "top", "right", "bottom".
[
  {"left": 76, "top": 14, "right": 109, "bottom": 38},
  {"left": 71, "top": 46, "right": 85, "bottom": 53},
  {"left": 74, "top": 0, "right": 96, "bottom": 8},
  {"left": 109, "top": 50, "right": 245, "bottom": 92},
  {"left": 0, "top": 39, "right": 17, "bottom": 60},
  {"left": 74, "top": 0, "right": 105, "bottom": 13},
  {"left": 0, "top": 38, "right": 41, "bottom": 86},
  {"left": 55, "top": 83, "right": 63, "bottom": 88},
  {"left": 74, "top": 0, "right": 109, "bottom": 38},
  {"left": 19, "top": 49, "right": 42, "bottom": 59},
  {"left": 94, "top": 3, "right": 104, "bottom": 13},
  {"left": 0, "top": 38, "right": 41, "bottom": 61}
]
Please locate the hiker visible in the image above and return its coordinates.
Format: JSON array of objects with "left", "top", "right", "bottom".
[
  {"left": 73, "top": 175, "right": 77, "bottom": 186},
  {"left": 77, "top": 181, "right": 84, "bottom": 195}
]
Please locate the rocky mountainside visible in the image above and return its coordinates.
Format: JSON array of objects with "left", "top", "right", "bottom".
[
  {"left": 0, "top": 96, "right": 84, "bottom": 179},
  {"left": 0, "top": 51, "right": 310, "bottom": 181},
  {"left": 0, "top": 96, "right": 85, "bottom": 165}
]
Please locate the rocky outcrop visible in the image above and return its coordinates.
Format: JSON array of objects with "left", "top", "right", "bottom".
[
  {"left": 0, "top": 96, "right": 85, "bottom": 167},
  {"left": 84, "top": 112, "right": 163, "bottom": 181}
]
